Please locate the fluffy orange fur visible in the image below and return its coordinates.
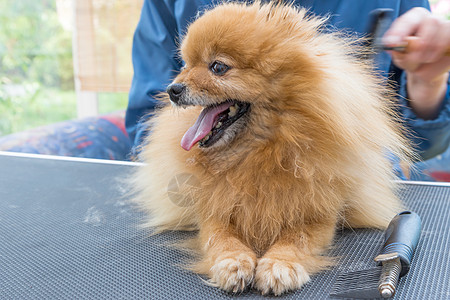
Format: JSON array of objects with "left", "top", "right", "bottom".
[{"left": 132, "top": 1, "right": 412, "bottom": 295}]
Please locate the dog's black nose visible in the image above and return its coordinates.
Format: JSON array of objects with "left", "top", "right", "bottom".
[{"left": 166, "top": 83, "right": 186, "bottom": 104}]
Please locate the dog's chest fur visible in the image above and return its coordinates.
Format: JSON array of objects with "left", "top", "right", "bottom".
[{"left": 194, "top": 163, "right": 343, "bottom": 255}]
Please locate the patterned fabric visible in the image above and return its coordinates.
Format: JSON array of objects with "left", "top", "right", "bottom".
[{"left": 0, "top": 111, "right": 131, "bottom": 161}]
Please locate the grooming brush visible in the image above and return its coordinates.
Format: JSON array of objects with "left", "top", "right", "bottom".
[
  {"left": 368, "top": 8, "right": 450, "bottom": 56},
  {"left": 330, "top": 211, "right": 422, "bottom": 299}
]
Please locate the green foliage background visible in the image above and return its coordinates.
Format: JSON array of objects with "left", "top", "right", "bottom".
[{"left": 0, "top": 0, "right": 127, "bottom": 136}]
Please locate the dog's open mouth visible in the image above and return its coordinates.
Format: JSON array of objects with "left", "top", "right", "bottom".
[{"left": 181, "top": 101, "right": 250, "bottom": 151}]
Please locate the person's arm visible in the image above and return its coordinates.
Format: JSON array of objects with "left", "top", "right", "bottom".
[
  {"left": 126, "top": 1, "right": 183, "bottom": 151},
  {"left": 384, "top": 4, "right": 450, "bottom": 160}
]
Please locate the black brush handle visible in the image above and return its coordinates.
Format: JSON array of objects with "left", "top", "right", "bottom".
[{"left": 379, "top": 211, "right": 422, "bottom": 277}]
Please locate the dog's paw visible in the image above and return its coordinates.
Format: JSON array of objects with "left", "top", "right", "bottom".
[
  {"left": 254, "top": 257, "right": 310, "bottom": 296},
  {"left": 209, "top": 252, "right": 256, "bottom": 293}
]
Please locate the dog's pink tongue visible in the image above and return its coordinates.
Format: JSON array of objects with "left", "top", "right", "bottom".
[{"left": 181, "top": 102, "right": 233, "bottom": 151}]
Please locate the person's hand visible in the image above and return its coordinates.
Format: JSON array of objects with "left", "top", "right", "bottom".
[{"left": 383, "top": 7, "right": 450, "bottom": 119}]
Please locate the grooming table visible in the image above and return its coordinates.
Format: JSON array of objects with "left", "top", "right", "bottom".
[{"left": 0, "top": 152, "right": 448, "bottom": 299}]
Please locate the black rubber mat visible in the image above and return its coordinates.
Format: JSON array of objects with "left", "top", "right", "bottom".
[{"left": 0, "top": 154, "right": 448, "bottom": 299}]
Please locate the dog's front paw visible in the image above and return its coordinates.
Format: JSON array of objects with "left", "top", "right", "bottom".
[
  {"left": 254, "top": 257, "right": 310, "bottom": 296},
  {"left": 209, "top": 252, "right": 256, "bottom": 293}
]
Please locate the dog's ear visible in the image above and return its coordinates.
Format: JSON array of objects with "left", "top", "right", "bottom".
[{"left": 266, "top": 0, "right": 290, "bottom": 20}]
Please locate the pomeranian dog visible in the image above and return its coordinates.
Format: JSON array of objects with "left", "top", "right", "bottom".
[{"left": 132, "top": 1, "right": 411, "bottom": 296}]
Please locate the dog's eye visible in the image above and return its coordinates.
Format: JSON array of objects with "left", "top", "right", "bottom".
[{"left": 210, "top": 61, "right": 230, "bottom": 75}]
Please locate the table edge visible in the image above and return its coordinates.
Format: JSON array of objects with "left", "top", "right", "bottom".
[
  {"left": 2, "top": 151, "right": 449, "bottom": 187},
  {"left": 0, "top": 151, "right": 144, "bottom": 166}
]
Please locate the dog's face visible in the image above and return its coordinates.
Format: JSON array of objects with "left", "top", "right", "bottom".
[
  {"left": 167, "top": 51, "right": 254, "bottom": 150},
  {"left": 167, "top": 3, "right": 323, "bottom": 151}
]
